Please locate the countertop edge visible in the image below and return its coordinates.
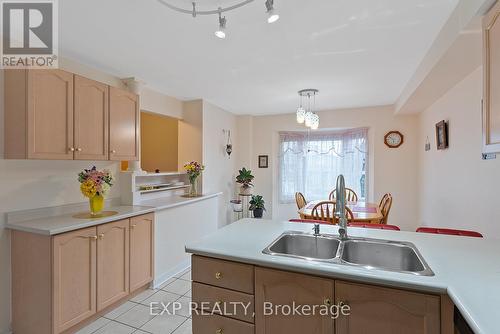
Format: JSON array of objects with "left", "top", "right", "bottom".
[
  {"left": 140, "top": 192, "right": 223, "bottom": 211},
  {"left": 6, "top": 206, "right": 156, "bottom": 236}
]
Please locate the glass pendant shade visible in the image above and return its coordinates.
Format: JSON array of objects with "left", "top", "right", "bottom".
[
  {"left": 296, "top": 107, "right": 306, "bottom": 124},
  {"left": 310, "top": 113, "right": 320, "bottom": 130},
  {"left": 304, "top": 111, "right": 313, "bottom": 127}
]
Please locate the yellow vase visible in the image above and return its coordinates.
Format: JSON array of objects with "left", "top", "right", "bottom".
[{"left": 89, "top": 194, "right": 104, "bottom": 216}]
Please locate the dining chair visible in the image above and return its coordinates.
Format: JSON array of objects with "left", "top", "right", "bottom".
[
  {"left": 379, "top": 193, "right": 393, "bottom": 225},
  {"left": 311, "top": 201, "right": 354, "bottom": 224},
  {"left": 348, "top": 222, "right": 401, "bottom": 231},
  {"left": 416, "top": 227, "right": 483, "bottom": 238},
  {"left": 329, "top": 188, "right": 358, "bottom": 202},
  {"left": 295, "top": 192, "right": 307, "bottom": 210}
]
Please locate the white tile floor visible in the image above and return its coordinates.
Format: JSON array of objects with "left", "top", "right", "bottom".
[{"left": 77, "top": 269, "right": 192, "bottom": 334}]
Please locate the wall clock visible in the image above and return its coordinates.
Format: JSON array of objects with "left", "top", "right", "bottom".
[{"left": 384, "top": 131, "right": 404, "bottom": 148}]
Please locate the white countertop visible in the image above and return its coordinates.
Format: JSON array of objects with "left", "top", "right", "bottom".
[
  {"left": 6, "top": 205, "right": 156, "bottom": 235},
  {"left": 6, "top": 193, "right": 222, "bottom": 236},
  {"left": 185, "top": 219, "right": 500, "bottom": 334},
  {"left": 139, "top": 192, "right": 222, "bottom": 211}
]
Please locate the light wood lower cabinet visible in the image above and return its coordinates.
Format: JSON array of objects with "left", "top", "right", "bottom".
[
  {"left": 130, "top": 213, "right": 155, "bottom": 292},
  {"left": 192, "top": 257, "right": 452, "bottom": 334},
  {"left": 97, "top": 219, "right": 129, "bottom": 311},
  {"left": 255, "top": 267, "right": 334, "bottom": 334},
  {"left": 52, "top": 227, "right": 97, "bottom": 333},
  {"left": 11, "top": 213, "right": 154, "bottom": 334},
  {"left": 335, "top": 281, "right": 440, "bottom": 334}
]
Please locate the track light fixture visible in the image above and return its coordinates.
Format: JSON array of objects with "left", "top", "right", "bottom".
[
  {"left": 215, "top": 8, "right": 227, "bottom": 39},
  {"left": 265, "top": 0, "right": 279, "bottom": 23},
  {"left": 156, "top": 0, "right": 280, "bottom": 38}
]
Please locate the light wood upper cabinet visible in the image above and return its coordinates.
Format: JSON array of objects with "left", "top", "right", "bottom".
[
  {"left": 4, "top": 70, "right": 140, "bottom": 161},
  {"left": 483, "top": 1, "right": 500, "bottom": 153},
  {"left": 109, "top": 86, "right": 140, "bottom": 161},
  {"left": 255, "top": 267, "right": 334, "bottom": 334},
  {"left": 5, "top": 69, "right": 74, "bottom": 159},
  {"left": 52, "top": 227, "right": 97, "bottom": 334},
  {"left": 74, "top": 75, "right": 109, "bottom": 160},
  {"left": 335, "top": 281, "right": 440, "bottom": 334},
  {"left": 130, "top": 213, "right": 155, "bottom": 292},
  {"left": 97, "top": 219, "right": 130, "bottom": 311}
]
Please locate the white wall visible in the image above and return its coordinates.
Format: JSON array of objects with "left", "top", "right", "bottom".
[
  {"left": 237, "top": 106, "right": 419, "bottom": 231},
  {"left": 202, "top": 101, "right": 238, "bottom": 228},
  {"left": 417, "top": 67, "right": 500, "bottom": 238}
]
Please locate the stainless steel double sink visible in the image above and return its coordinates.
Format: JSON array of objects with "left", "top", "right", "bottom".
[{"left": 262, "top": 231, "right": 434, "bottom": 276}]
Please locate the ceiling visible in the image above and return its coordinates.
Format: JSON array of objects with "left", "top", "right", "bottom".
[{"left": 60, "top": 0, "right": 459, "bottom": 115}]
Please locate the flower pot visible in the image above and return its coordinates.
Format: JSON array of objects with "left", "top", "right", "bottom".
[
  {"left": 240, "top": 185, "right": 252, "bottom": 195},
  {"left": 89, "top": 194, "right": 104, "bottom": 216},
  {"left": 253, "top": 208, "right": 264, "bottom": 218}
]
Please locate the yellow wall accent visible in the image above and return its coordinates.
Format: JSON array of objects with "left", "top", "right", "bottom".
[{"left": 141, "top": 111, "right": 179, "bottom": 172}]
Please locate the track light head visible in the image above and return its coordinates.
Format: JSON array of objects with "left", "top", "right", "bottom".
[
  {"left": 215, "top": 9, "right": 227, "bottom": 39},
  {"left": 265, "top": 0, "right": 279, "bottom": 23}
]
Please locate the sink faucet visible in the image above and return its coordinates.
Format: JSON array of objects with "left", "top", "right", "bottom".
[
  {"left": 312, "top": 223, "right": 320, "bottom": 236},
  {"left": 335, "top": 175, "right": 348, "bottom": 240}
]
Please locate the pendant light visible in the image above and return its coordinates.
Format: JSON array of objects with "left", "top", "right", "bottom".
[{"left": 297, "top": 89, "right": 320, "bottom": 130}]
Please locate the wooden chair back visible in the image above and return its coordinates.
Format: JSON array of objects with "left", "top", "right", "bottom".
[
  {"left": 379, "top": 193, "right": 393, "bottom": 225},
  {"left": 311, "top": 201, "right": 354, "bottom": 224},
  {"left": 295, "top": 192, "right": 307, "bottom": 210},
  {"left": 329, "top": 188, "right": 358, "bottom": 202}
]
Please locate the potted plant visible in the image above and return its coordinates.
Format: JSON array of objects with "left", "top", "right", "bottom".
[
  {"left": 249, "top": 195, "right": 266, "bottom": 218},
  {"left": 236, "top": 167, "right": 254, "bottom": 195}
]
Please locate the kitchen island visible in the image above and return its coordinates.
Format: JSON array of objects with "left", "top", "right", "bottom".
[{"left": 186, "top": 218, "right": 500, "bottom": 334}]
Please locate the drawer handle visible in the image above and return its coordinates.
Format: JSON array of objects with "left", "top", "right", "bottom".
[
  {"left": 89, "top": 235, "right": 98, "bottom": 241},
  {"left": 98, "top": 233, "right": 104, "bottom": 240},
  {"left": 215, "top": 272, "right": 223, "bottom": 280},
  {"left": 324, "top": 298, "right": 332, "bottom": 306},
  {"left": 215, "top": 329, "right": 223, "bottom": 334},
  {"left": 215, "top": 300, "right": 223, "bottom": 306},
  {"left": 131, "top": 224, "right": 137, "bottom": 229}
]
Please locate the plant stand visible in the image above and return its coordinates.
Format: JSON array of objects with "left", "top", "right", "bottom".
[{"left": 238, "top": 193, "right": 253, "bottom": 219}]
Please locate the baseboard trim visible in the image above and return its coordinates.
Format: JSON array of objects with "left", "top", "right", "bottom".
[{"left": 153, "top": 259, "right": 191, "bottom": 289}]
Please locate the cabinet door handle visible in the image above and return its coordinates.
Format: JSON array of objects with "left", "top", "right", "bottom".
[
  {"left": 110, "top": 149, "right": 116, "bottom": 154},
  {"left": 131, "top": 224, "right": 137, "bottom": 229},
  {"left": 215, "top": 272, "right": 223, "bottom": 280},
  {"left": 215, "top": 329, "right": 223, "bottom": 334},
  {"left": 76, "top": 148, "right": 82, "bottom": 152},
  {"left": 98, "top": 233, "right": 104, "bottom": 240},
  {"left": 339, "top": 300, "right": 349, "bottom": 308},
  {"left": 323, "top": 298, "right": 332, "bottom": 306},
  {"left": 89, "top": 235, "right": 98, "bottom": 241},
  {"left": 69, "top": 147, "right": 75, "bottom": 152}
]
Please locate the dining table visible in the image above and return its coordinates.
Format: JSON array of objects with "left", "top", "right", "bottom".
[{"left": 298, "top": 199, "right": 383, "bottom": 224}]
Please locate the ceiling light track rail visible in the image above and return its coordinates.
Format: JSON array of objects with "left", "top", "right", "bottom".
[{"left": 156, "top": 0, "right": 255, "bottom": 17}]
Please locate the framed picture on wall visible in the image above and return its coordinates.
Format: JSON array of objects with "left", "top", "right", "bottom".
[
  {"left": 436, "top": 120, "right": 449, "bottom": 150},
  {"left": 258, "top": 155, "right": 269, "bottom": 168}
]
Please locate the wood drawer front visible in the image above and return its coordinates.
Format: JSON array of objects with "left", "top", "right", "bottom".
[
  {"left": 193, "top": 313, "right": 255, "bottom": 334},
  {"left": 192, "top": 282, "right": 255, "bottom": 323},
  {"left": 192, "top": 256, "right": 254, "bottom": 294}
]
